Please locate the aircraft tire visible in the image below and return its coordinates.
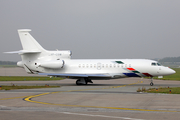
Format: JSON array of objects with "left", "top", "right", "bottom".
[
  {"left": 76, "top": 79, "right": 81, "bottom": 85},
  {"left": 76, "top": 79, "right": 87, "bottom": 85},
  {"left": 150, "top": 82, "right": 154, "bottom": 86}
]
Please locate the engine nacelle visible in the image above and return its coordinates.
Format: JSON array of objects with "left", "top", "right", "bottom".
[
  {"left": 60, "top": 51, "right": 72, "bottom": 58},
  {"left": 39, "top": 60, "right": 64, "bottom": 69},
  {"left": 17, "top": 61, "right": 23, "bottom": 67}
]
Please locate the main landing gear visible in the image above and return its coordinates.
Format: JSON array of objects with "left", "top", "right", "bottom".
[
  {"left": 76, "top": 78, "right": 93, "bottom": 85},
  {"left": 150, "top": 77, "right": 154, "bottom": 86}
]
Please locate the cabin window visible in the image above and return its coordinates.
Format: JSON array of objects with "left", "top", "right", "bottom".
[
  {"left": 90, "top": 64, "right": 92, "bottom": 68},
  {"left": 79, "top": 64, "right": 81, "bottom": 68},
  {"left": 102, "top": 64, "right": 104, "bottom": 68},
  {"left": 110, "top": 64, "right": 112, "bottom": 68},
  {"left": 106, "top": 64, "right": 108, "bottom": 68},
  {"left": 114, "top": 64, "right": 116, "bottom": 68},
  {"left": 94, "top": 64, "right": 96, "bottom": 68}
]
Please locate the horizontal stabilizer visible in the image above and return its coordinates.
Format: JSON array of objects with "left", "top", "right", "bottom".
[
  {"left": 4, "top": 50, "right": 41, "bottom": 54},
  {"left": 39, "top": 73, "right": 112, "bottom": 78}
]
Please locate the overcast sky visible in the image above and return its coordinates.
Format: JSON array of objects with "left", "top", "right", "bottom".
[{"left": 1, "top": 0, "right": 180, "bottom": 61}]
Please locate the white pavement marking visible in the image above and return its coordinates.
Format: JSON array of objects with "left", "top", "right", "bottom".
[
  {"left": 0, "top": 105, "right": 6, "bottom": 107},
  {"left": 60, "top": 112, "right": 144, "bottom": 120}
]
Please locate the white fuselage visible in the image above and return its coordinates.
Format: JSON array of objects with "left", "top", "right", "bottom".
[
  {"left": 20, "top": 51, "right": 175, "bottom": 79},
  {"left": 7, "top": 29, "right": 176, "bottom": 85}
]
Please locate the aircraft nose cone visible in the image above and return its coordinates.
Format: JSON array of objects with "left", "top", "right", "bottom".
[
  {"left": 168, "top": 68, "right": 176, "bottom": 75},
  {"left": 171, "top": 69, "right": 176, "bottom": 74},
  {"left": 161, "top": 67, "right": 176, "bottom": 76}
]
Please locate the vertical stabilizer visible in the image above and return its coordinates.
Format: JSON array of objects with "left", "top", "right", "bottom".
[{"left": 18, "top": 29, "right": 45, "bottom": 51}]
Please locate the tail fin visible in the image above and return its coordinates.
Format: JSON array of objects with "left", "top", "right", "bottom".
[{"left": 18, "top": 29, "right": 45, "bottom": 52}]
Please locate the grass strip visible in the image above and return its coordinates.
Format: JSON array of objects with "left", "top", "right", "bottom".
[
  {"left": 147, "top": 87, "right": 180, "bottom": 94},
  {"left": 0, "top": 76, "right": 64, "bottom": 81},
  {"left": 138, "top": 87, "right": 180, "bottom": 94},
  {"left": 0, "top": 85, "right": 60, "bottom": 90}
]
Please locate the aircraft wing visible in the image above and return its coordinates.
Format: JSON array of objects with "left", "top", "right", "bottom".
[{"left": 38, "top": 73, "right": 112, "bottom": 78}]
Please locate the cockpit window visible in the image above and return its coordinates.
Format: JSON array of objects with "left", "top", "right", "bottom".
[
  {"left": 151, "top": 63, "right": 156, "bottom": 66},
  {"left": 157, "top": 63, "right": 161, "bottom": 66},
  {"left": 151, "top": 62, "right": 161, "bottom": 66}
]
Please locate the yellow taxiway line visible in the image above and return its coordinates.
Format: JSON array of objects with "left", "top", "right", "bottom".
[{"left": 23, "top": 81, "right": 179, "bottom": 113}]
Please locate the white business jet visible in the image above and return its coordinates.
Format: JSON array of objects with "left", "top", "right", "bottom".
[{"left": 6, "top": 29, "right": 176, "bottom": 85}]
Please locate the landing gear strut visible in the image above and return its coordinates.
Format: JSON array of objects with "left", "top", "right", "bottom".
[
  {"left": 150, "top": 77, "right": 154, "bottom": 86},
  {"left": 76, "top": 78, "right": 93, "bottom": 85}
]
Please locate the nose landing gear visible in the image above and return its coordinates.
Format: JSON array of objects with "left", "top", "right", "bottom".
[{"left": 150, "top": 77, "right": 154, "bottom": 86}]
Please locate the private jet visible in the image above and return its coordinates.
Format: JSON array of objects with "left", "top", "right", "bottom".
[{"left": 5, "top": 29, "right": 176, "bottom": 85}]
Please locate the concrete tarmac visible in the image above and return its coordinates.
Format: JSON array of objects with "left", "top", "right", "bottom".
[{"left": 0, "top": 77, "right": 180, "bottom": 120}]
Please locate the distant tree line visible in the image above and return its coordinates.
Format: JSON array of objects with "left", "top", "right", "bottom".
[
  {"left": 159, "top": 56, "right": 180, "bottom": 62},
  {"left": 0, "top": 61, "right": 17, "bottom": 65}
]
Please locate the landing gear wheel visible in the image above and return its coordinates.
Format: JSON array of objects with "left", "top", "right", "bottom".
[
  {"left": 76, "top": 79, "right": 80, "bottom": 85},
  {"left": 150, "top": 82, "right": 154, "bottom": 86},
  {"left": 85, "top": 78, "right": 93, "bottom": 84},
  {"left": 150, "top": 77, "right": 154, "bottom": 86},
  {"left": 76, "top": 78, "right": 87, "bottom": 85}
]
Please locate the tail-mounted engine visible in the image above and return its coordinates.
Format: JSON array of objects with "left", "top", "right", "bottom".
[
  {"left": 39, "top": 60, "right": 65, "bottom": 69},
  {"left": 60, "top": 51, "right": 72, "bottom": 58}
]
